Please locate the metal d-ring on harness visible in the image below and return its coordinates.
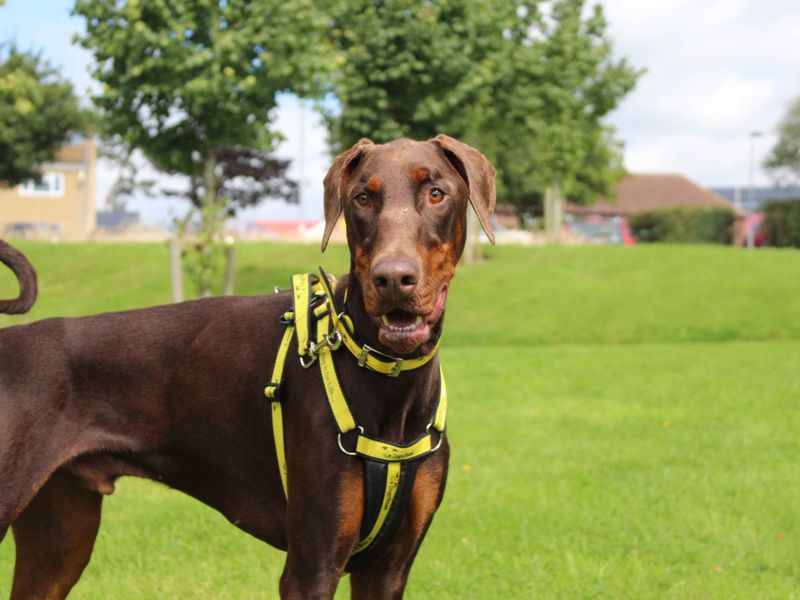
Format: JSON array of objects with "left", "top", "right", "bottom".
[{"left": 263, "top": 268, "right": 447, "bottom": 570}]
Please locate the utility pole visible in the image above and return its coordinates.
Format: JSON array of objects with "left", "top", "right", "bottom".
[
  {"left": 298, "top": 99, "right": 306, "bottom": 221},
  {"left": 747, "top": 130, "right": 763, "bottom": 248}
]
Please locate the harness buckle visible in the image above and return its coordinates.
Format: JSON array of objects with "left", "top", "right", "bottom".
[
  {"left": 389, "top": 359, "right": 403, "bottom": 378},
  {"left": 357, "top": 344, "right": 405, "bottom": 376},
  {"left": 357, "top": 345, "right": 370, "bottom": 367},
  {"left": 325, "top": 330, "right": 342, "bottom": 351},
  {"left": 299, "top": 342, "right": 318, "bottom": 368}
]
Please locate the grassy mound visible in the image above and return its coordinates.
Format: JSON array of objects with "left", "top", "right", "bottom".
[{"left": 1, "top": 242, "right": 798, "bottom": 598}]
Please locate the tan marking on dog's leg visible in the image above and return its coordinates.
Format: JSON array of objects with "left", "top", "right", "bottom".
[
  {"left": 409, "top": 463, "right": 442, "bottom": 540},
  {"left": 337, "top": 462, "right": 365, "bottom": 541}
]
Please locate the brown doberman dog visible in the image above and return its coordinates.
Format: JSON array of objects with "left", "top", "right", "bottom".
[{"left": 0, "top": 135, "right": 495, "bottom": 599}]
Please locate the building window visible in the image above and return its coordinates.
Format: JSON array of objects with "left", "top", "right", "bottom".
[{"left": 19, "top": 172, "right": 65, "bottom": 197}]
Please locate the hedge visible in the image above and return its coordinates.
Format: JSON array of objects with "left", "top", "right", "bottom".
[
  {"left": 762, "top": 199, "right": 800, "bottom": 248},
  {"left": 629, "top": 206, "right": 735, "bottom": 244}
]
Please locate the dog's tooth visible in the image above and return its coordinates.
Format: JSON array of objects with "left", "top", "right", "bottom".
[
  {"left": 381, "top": 315, "right": 389, "bottom": 326},
  {"left": 415, "top": 316, "right": 422, "bottom": 326}
]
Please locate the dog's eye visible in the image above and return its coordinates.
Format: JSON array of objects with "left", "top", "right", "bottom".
[
  {"left": 429, "top": 188, "right": 445, "bottom": 204},
  {"left": 353, "top": 192, "right": 369, "bottom": 207}
]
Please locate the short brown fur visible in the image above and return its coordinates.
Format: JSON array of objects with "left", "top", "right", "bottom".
[{"left": 0, "top": 135, "right": 495, "bottom": 599}]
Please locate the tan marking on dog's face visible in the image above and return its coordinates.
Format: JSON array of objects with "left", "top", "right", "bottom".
[
  {"left": 417, "top": 240, "right": 456, "bottom": 307},
  {"left": 411, "top": 167, "right": 430, "bottom": 184},
  {"left": 366, "top": 176, "right": 383, "bottom": 193},
  {"left": 352, "top": 243, "right": 373, "bottom": 305}
]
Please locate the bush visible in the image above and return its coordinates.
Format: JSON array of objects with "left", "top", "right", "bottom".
[
  {"left": 762, "top": 199, "right": 800, "bottom": 248},
  {"left": 629, "top": 207, "right": 735, "bottom": 244}
]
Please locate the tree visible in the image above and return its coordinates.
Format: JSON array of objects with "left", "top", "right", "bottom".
[
  {"left": 73, "top": 0, "right": 328, "bottom": 296},
  {"left": 0, "top": 45, "right": 90, "bottom": 185},
  {"left": 322, "top": 0, "right": 505, "bottom": 153},
  {"left": 765, "top": 96, "right": 800, "bottom": 184},
  {"left": 474, "top": 1, "right": 640, "bottom": 240},
  {"left": 323, "top": 0, "right": 640, "bottom": 244}
]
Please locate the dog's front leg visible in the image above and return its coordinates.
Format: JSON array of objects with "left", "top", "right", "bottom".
[
  {"left": 279, "top": 456, "right": 364, "bottom": 599},
  {"left": 349, "top": 451, "right": 449, "bottom": 600}
]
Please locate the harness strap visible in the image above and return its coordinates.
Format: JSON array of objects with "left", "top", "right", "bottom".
[
  {"left": 265, "top": 270, "right": 447, "bottom": 565},
  {"left": 345, "top": 458, "right": 420, "bottom": 571},
  {"left": 336, "top": 314, "right": 440, "bottom": 376},
  {"left": 264, "top": 324, "right": 294, "bottom": 498},
  {"left": 291, "top": 274, "right": 313, "bottom": 358},
  {"left": 316, "top": 314, "right": 357, "bottom": 433},
  {"left": 353, "top": 461, "right": 401, "bottom": 554}
]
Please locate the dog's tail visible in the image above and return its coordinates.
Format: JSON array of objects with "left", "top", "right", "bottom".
[{"left": 0, "top": 239, "right": 38, "bottom": 314}]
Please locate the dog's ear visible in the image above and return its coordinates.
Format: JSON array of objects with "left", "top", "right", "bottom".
[
  {"left": 321, "top": 138, "right": 374, "bottom": 251},
  {"left": 429, "top": 134, "right": 496, "bottom": 244}
]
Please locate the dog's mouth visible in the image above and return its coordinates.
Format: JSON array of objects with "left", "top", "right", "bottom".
[{"left": 374, "top": 285, "right": 448, "bottom": 354}]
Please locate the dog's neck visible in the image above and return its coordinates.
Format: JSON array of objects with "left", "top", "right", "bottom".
[
  {"left": 333, "top": 271, "right": 443, "bottom": 443},
  {"left": 336, "top": 271, "right": 444, "bottom": 360}
]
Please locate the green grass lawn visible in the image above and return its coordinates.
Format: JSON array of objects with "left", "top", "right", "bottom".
[{"left": 1, "top": 242, "right": 799, "bottom": 598}]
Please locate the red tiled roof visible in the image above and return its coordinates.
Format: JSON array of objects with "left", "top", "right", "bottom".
[{"left": 567, "top": 174, "right": 742, "bottom": 216}]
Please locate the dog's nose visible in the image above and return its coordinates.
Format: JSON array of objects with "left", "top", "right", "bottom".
[{"left": 371, "top": 257, "right": 419, "bottom": 302}]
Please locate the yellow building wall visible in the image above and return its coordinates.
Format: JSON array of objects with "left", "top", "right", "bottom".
[{"left": 0, "top": 139, "right": 97, "bottom": 241}]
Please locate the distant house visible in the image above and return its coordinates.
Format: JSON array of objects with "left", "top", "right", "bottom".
[
  {"left": 567, "top": 173, "right": 744, "bottom": 244},
  {"left": 569, "top": 173, "right": 740, "bottom": 217},
  {"left": 0, "top": 138, "right": 97, "bottom": 241}
]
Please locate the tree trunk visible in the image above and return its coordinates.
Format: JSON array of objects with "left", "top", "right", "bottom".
[
  {"left": 460, "top": 206, "right": 481, "bottom": 265},
  {"left": 223, "top": 243, "right": 236, "bottom": 295},
  {"left": 197, "top": 156, "right": 218, "bottom": 298},
  {"left": 544, "top": 184, "right": 564, "bottom": 245},
  {"left": 169, "top": 236, "right": 184, "bottom": 303}
]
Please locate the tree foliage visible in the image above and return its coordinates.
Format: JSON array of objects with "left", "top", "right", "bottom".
[
  {"left": 629, "top": 207, "right": 735, "bottom": 245},
  {"left": 765, "top": 96, "right": 800, "bottom": 184},
  {"left": 183, "top": 146, "right": 297, "bottom": 213},
  {"left": 72, "top": 0, "right": 329, "bottom": 296},
  {"left": 322, "top": 0, "right": 504, "bottom": 152},
  {"left": 762, "top": 199, "right": 800, "bottom": 248},
  {"left": 468, "top": 1, "right": 640, "bottom": 210},
  {"left": 0, "top": 46, "right": 90, "bottom": 185},
  {"left": 324, "top": 0, "right": 641, "bottom": 212},
  {"left": 73, "top": 0, "right": 327, "bottom": 176}
]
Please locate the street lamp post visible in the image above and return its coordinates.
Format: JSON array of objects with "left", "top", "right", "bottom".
[{"left": 747, "top": 130, "right": 763, "bottom": 248}]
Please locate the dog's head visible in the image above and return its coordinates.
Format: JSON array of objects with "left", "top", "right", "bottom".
[{"left": 322, "top": 135, "right": 496, "bottom": 355}]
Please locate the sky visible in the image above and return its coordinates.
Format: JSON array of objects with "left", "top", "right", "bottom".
[{"left": 2, "top": 0, "right": 799, "bottom": 226}]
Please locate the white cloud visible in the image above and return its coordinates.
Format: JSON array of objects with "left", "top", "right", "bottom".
[{"left": 603, "top": 0, "right": 800, "bottom": 187}]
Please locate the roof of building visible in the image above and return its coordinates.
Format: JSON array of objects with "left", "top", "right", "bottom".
[
  {"left": 568, "top": 173, "right": 741, "bottom": 217},
  {"left": 52, "top": 138, "right": 95, "bottom": 164}
]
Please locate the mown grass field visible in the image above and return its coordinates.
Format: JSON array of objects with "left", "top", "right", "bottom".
[{"left": 1, "top": 241, "right": 799, "bottom": 598}]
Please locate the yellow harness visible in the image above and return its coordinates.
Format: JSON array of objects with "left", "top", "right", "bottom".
[{"left": 263, "top": 269, "right": 447, "bottom": 566}]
